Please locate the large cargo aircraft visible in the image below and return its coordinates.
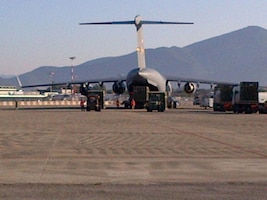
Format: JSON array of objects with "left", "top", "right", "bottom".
[{"left": 22, "top": 15, "right": 235, "bottom": 107}]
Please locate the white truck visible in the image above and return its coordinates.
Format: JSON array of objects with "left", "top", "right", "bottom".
[
  {"left": 199, "top": 93, "right": 214, "bottom": 109},
  {"left": 258, "top": 92, "right": 267, "bottom": 114}
]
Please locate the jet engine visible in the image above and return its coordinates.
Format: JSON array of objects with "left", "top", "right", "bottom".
[
  {"left": 112, "top": 81, "right": 126, "bottom": 94},
  {"left": 184, "top": 82, "right": 197, "bottom": 94}
]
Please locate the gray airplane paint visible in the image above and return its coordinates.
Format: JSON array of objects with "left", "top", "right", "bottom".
[{"left": 80, "top": 15, "right": 193, "bottom": 94}]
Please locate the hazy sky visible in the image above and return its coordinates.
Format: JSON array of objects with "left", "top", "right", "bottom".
[{"left": 1, "top": 0, "right": 267, "bottom": 75}]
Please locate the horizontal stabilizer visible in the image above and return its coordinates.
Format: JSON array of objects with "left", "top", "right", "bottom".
[
  {"left": 142, "top": 21, "right": 193, "bottom": 25},
  {"left": 79, "top": 15, "right": 194, "bottom": 70},
  {"left": 80, "top": 20, "right": 193, "bottom": 26},
  {"left": 80, "top": 21, "right": 135, "bottom": 25}
]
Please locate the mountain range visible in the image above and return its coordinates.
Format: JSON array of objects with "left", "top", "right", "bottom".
[{"left": 2, "top": 25, "right": 267, "bottom": 88}]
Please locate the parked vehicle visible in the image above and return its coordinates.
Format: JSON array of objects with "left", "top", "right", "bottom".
[
  {"left": 213, "top": 85, "right": 234, "bottom": 112},
  {"left": 85, "top": 90, "right": 104, "bottom": 111},
  {"left": 232, "top": 82, "right": 258, "bottom": 114},
  {"left": 258, "top": 92, "right": 267, "bottom": 114},
  {"left": 146, "top": 92, "right": 166, "bottom": 112},
  {"left": 200, "top": 93, "right": 213, "bottom": 109}
]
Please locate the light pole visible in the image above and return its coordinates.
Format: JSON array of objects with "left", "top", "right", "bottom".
[
  {"left": 49, "top": 71, "right": 55, "bottom": 93},
  {"left": 69, "top": 56, "right": 76, "bottom": 94},
  {"left": 69, "top": 56, "right": 76, "bottom": 81}
]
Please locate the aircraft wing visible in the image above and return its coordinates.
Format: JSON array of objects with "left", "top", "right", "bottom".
[
  {"left": 165, "top": 75, "right": 238, "bottom": 86},
  {"left": 21, "top": 76, "right": 126, "bottom": 88}
]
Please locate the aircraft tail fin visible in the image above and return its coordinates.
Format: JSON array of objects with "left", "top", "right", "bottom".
[
  {"left": 80, "top": 15, "right": 193, "bottom": 70},
  {"left": 134, "top": 15, "right": 193, "bottom": 70},
  {"left": 135, "top": 15, "right": 146, "bottom": 69}
]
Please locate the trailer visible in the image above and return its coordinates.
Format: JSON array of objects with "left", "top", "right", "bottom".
[
  {"left": 213, "top": 85, "right": 234, "bottom": 112},
  {"left": 232, "top": 82, "right": 258, "bottom": 114}
]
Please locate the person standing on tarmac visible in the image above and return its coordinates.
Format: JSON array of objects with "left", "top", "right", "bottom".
[
  {"left": 116, "top": 99, "right": 120, "bottom": 109},
  {"left": 80, "top": 99, "right": 85, "bottom": 111},
  {"left": 131, "top": 98, "right": 136, "bottom": 109}
]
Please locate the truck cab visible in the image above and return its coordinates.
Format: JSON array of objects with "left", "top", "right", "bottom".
[{"left": 258, "top": 92, "right": 267, "bottom": 114}]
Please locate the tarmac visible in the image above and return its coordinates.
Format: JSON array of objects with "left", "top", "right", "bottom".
[{"left": 0, "top": 107, "right": 267, "bottom": 199}]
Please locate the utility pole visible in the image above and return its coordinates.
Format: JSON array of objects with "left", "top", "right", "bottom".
[{"left": 49, "top": 71, "right": 55, "bottom": 93}]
